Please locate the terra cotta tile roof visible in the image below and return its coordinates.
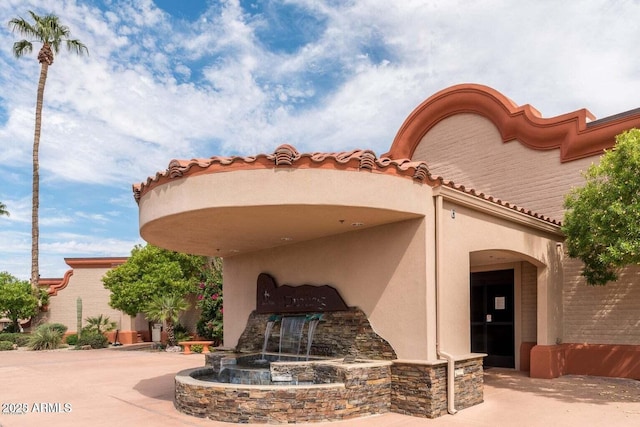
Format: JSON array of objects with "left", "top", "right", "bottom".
[{"left": 133, "top": 144, "right": 561, "bottom": 225}]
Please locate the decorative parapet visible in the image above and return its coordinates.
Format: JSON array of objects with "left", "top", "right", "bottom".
[
  {"left": 38, "top": 257, "right": 127, "bottom": 296},
  {"left": 386, "top": 83, "right": 640, "bottom": 162}
]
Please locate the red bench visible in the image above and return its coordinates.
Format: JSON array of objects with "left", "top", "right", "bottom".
[{"left": 179, "top": 341, "right": 215, "bottom": 354}]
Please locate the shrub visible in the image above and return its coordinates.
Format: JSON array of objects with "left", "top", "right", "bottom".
[
  {"left": 0, "top": 340, "right": 15, "bottom": 351},
  {"left": 48, "top": 323, "right": 68, "bottom": 335},
  {"left": 3, "top": 323, "right": 21, "bottom": 333},
  {"left": 195, "top": 258, "right": 224, "bottom": 345},
  {"left": 0, "top": 332, "right": 29, "bottom": 347},
  {"left": 174, "top": 324, "right": 192, "bottom": 343},
  {"left": 28, "top": 324, "right": 63, "bottom": 350},
  {"left": 65, "top": 334, "right": 78, "bottom": 346},
  {"left": 84, "top": 315, "right": 116, "bottom": 334},
  {"left": 76, "top": 330, "right": 108, "bottom": 349},
  {"left": 191, "top": 344, "right": 204, "bottom": 353}
]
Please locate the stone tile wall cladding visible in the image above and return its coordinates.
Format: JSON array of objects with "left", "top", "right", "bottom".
[
  {"left": 175, "top": 309, "right": 485, "bottom": 423},
  {"left": 176, "top": 360, "right": 393, "bottom": 423},
  {"left": 235, "top": 308, "right": 397, "bottom": 359},
  {"left": 391, "top": 357, "right": 485, "bottom": 418}
]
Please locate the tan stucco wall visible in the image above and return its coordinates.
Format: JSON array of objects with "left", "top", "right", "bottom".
[
  {"left": 520, "top": 262, "right": 538, "bottom": 343},
  {"left": 436, "top": 197, "right": 563, "bottom": 354},
  {"left": 44, "top": 267, "right": 131, "bottom": 333},
  {"left": 138, "top": 168, "right": 428, "bottom": 257},
  {"left": 222, "top": 217, "right": 432, "bottom": 360}
]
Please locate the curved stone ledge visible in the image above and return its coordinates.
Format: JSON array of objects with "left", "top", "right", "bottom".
[{"left": 175, "top": 362, "right": 392, "bottom": 424}]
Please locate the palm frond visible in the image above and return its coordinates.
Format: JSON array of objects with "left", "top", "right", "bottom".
[
  {"left": 9, "top": 11, "right": 87, "bottom": 56},
  {"left": 11, "top": 40, "right": 33, "bottom": 58},
  {"left": 8, "top": 16, "right": 37, "bottom": 38},
  {"left": 66, "top": 39, "right": 89, "bottom": 56}
]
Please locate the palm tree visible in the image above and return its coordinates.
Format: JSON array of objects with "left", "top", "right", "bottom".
[
  {"left": 9, "top": 11, "right": 88, "bottom": 288},
  {"left": 144, "top": 295, "right": 189, "bottom": 347},
  {"left": 84, "top": 314, "right": 117, "bottom": 335},
  {"left": 0, "top": 202, "right": 8, "bottom": 217}
]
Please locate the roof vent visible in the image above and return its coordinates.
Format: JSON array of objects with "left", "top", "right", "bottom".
[
  {"left": 412, "top": 163, "right": 429, "bottom": 182},
  {"left": 168, "top": 160, "right": 184, "bottom": 178},
  {"left": 274, "top": 144, "right": 300, "bottom": 166},
  {"left": 359, "top": 151, "right": 376, "bottom": 170}
]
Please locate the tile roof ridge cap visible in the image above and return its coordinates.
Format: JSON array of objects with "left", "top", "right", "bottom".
[{"left": 440, "top": 178, "right": 562, "bottom": 225}]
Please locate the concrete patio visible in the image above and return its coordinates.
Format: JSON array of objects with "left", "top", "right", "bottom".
[{"left": 0, "top": 346, "right": 638, "bottom": 427}]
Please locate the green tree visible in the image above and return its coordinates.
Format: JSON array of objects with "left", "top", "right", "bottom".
[
  {"left": 0, "top": 272, "right": 39, "bottom": 331},
  {"left": 102, "top": 244, "right": 205, "bottom": 316},
  {"left": 563, "top": 128, "right": 640, "bottom": 285},
  {"left": 144, "top": 295, "right": 189, "bottom": 347},
  {"left": 0, "top": 202, "right": 8, "bottom": 217},
  {"left": 9, "top": 11, "right": 88, "bottom": 288}
]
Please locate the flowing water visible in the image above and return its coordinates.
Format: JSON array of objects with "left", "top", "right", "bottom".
[
  {"left": 256, "top": 320, "right": 275, "bottom": 364},
  {"left": 305, "top": 318, "right": 320, "bottom": 361},
  {"left": 279, "top": 316, "right": 306, "bottom": 360}
]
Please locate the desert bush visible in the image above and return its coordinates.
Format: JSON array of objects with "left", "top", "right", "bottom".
[
  {"left": 76, "top": 330, "right": 108, "bottom": 349},
  {"left": 48, "top": 323, "right": 68, "bottom": 335},
  {"left": 65, "top": 334, "right": 78, "bottom": 346},
  {"left": 28, "top": 324, "right": 63, "bottom": 350},
  {"left": 0, "top": 340, "right": 15, "bottom": 351},
  {"left": 0, "top": 332, "right": 29, "bottom": 347}
]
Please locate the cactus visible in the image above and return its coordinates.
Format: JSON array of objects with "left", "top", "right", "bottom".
[{"left": 76, "top": 297, "right": 83, "bottom": 337}]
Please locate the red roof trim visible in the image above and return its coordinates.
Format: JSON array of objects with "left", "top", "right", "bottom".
[
  {"left": 39, "top": 269, "right": 74, "bottom": 296},
  {"left": 64, "top": 257, "right": 128, "bottom": 269},
  {"left": 133, "top": 144, "right": 439, "bottom": 202},
  {"left": 384, "top": 84, "right": 640, "bottom": 162},
  {"left": 133, "top": 144, "right": 560, "bottom": 225}
]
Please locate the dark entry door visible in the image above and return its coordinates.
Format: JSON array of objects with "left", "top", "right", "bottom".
[{"left": 470, "top": 269, "right": 515, "bottom": 368}]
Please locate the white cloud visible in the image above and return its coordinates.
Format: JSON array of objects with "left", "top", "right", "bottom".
[{"left": 1, "top": 0, "right": 639, "bottom": 280}]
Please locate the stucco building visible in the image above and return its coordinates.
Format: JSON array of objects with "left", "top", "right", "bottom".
[
  {"left": 134, "top": 84, "right": 640, "bottom": 378},
  {"left": 38, "top": 257, "right": 145, "bottom": 343},
  {"left": 132, "top": 84, "right": 640, "bottom": 414}
]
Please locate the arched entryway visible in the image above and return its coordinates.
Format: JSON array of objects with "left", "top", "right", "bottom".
[
  {"left": 471, "top": 268, "right": 515, "bottom": 368},
  {"left": 470, "top": 250, "right": 542, "bottom": 371}
]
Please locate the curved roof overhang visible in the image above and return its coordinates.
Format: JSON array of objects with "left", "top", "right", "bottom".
[
  {"left": 385, "top": 83, "right": 640, "bottom": 162},
  {"left": 134, "top": 146, "right": 434, "bottom": 257},
  {"left": 134, "top": 145, "right": 562, "bottom": 257}
]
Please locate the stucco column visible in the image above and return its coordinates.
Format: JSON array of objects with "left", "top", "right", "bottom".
[{"left": 531, "top": 255, "right": 565, "bottom": 378}]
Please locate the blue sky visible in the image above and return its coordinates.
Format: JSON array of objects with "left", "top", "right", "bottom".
[{"left": 1, "top": 0, "right": 640, "bottom": 280}]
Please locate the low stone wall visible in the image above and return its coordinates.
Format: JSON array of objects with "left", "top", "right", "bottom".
[
  {"left": 391, "top": 355, "right": 484, "bottom": 418},
  {"left": 175, "top": 359, "right": 392, "bottom": 423}
]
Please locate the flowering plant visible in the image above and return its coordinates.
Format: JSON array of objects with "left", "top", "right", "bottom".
[{"left": 195, "top": 258, "right": 223, "bottom": 344}]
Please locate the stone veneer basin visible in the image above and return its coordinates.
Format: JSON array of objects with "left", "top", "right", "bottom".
[{"left": 174, "top": 352, "right": 393, "bottom": 424}]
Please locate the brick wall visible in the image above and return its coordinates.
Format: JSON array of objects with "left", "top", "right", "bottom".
[
  {"left": 563, "top": 257, "right": 640, "bottom": 345},
  {"left": 42, "top": 267, "right": 125, "bottom": 333},
  {"left": 412, "top": 113, "right": 593, "bottom": 221},
  {"left": 415, "top": 113, "right": 640, "bottom": 349}
]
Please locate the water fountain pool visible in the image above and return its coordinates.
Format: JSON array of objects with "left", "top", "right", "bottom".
[
  {"left": 174, "top": 274, "right": 398, "bottom": 423},
  {"left": 176, "top": 354, "right": 393, "bottom": 423}
]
